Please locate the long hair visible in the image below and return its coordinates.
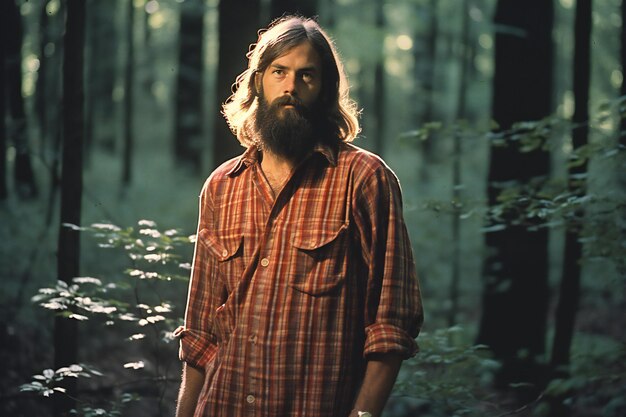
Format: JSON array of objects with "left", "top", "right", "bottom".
[{"left": 222, "top": 16, "right": 360, "bottom": 147}]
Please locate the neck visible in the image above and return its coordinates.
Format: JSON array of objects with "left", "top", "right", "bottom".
[{"left": 260, "top": 150, "right": 296, "bottom": 178}]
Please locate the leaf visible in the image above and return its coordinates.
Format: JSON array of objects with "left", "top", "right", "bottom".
[{"left": 123, "top": 361, "right": 145, "bottom": 370}]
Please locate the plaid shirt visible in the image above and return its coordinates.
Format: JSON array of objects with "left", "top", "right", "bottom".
[{"left": 176, "top": 142, "right": 423, "bottom": 417}]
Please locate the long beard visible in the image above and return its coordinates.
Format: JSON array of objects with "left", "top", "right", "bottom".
[{"left": 254, "top": 93, "right": 319, "bottom": 162}]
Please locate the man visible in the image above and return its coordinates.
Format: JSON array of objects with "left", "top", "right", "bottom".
[{"left": 175, "top": 16, "right": 423, "bottom": 417}]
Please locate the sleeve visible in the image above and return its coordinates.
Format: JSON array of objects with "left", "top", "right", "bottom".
[
  {"left": 175, "top": 180, "right": 227, "bottom": 369},
  {"left": 353, "top": 164, "right": 424, "bottom": 359}
]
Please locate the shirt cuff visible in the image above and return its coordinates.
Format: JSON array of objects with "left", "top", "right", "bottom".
[
  {"left": 174, "top": 326, "right": 219, "bottom": 369},
  {"left": 363, "top": 322, "right": 419, "bottom": 359}
]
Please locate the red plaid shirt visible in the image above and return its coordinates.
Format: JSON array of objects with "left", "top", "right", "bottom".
[{"left": 177, "top": 142, "right": 423, "bottom": 417}]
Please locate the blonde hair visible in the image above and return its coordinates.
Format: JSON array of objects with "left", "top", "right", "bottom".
[{"left": 222, "top": 16, "right": 360, "bottom": 147}]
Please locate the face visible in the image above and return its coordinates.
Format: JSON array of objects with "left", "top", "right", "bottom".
[
  {"left": 253, "top": 42, "right": 324, "bottom": 161},
  {"left": 258, "top": 41, "right": 323, "bottom": 112}
]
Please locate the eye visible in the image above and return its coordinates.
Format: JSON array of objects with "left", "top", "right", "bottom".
[
  {"left": 301, "top": 72, "right": 314, "bottom": 82},
  {"left": 272, "top": 69, "right": 285, "bottom": 77}
]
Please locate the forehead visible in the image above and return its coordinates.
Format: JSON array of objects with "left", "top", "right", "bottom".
[{"left": 268, "top": 41, "right": 322, "bottom": 69}]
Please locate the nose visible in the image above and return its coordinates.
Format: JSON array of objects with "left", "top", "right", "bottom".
[{"left": 283, "top": 73, "right": 297, "bottom": 96}]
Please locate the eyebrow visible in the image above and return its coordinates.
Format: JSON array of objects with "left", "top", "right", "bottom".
[{"left": 270, "top": 63, "right": 319, "bottom": 73}]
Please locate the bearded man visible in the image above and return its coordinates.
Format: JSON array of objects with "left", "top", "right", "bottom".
[{"left": 175, "top": 16, "right": 423, "bottom": 417}]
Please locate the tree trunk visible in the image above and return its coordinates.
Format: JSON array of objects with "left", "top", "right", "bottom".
[
  {"left": 0, "top": 0, "right": 7, "bottom": 200},
  {"left": 551, "top": 0, "right": 592, "bottom": 371},
  {"left": 621, "top": 0, "right": 626, "bottom": 150},
  {"left": 36, "top": 1, "right": 50, "bottom": 157},
  {"left": 90, "top": 0, "right": 118, "bottom": 153},
  {"left": 476, "top": 0, "right": 554, "bottom": 390},
  {"left": 7, "top": 0, "right": 38, "bottom": 199},
  {"left": 174, "top": 0, "right": 204, "bottom": 173},
  {"left": 53, "top": 0, "right": 85, "bottom": 414},
  {"left": 213, "top": 0, "right": 261, "bottom": 167},
  {"left": 122, "top": 0, "right": 135, "bottom": 185},
  {"left": 270, "top": 0, "right": 317, "bottom": 21},
  {"left": 416, "top": 0, "right": 438, "bottom": 182},
  {"left": 372, "top": 0, "right": 385, "bottom": 156},
  {"left": 449, "top": 0, "right": 470, "bottom": 327},
  {"left": 43, "top": 0, "right": 66, "bottom": 226}
]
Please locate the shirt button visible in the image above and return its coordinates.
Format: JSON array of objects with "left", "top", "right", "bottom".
[
  {"left": 221, "top": 249, "right": 228, "bottom": 257},
  {"left": 246, "top": 394, "right": 255, "bottom": 404},
  {"left": 260, "top": 257, "right": 269, "bottom": 267}
]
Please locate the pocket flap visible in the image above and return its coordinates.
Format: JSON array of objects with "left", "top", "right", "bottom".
[
  {"left": 291, "top": 221, "right": 349, "bottom": 251},
  {"left": 198, "top": 229, "right": 243, "bottom": 261}
]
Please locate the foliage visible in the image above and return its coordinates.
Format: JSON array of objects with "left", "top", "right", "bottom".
[
  {"left": 20, "top": 220, "right": 193, "bottom": 415},
  {"left": 400, "top": 97, "right": 626, "bottom": 273},
  {"left": 534, "top": 336, "right": 626, "bottom": 417},
  {"left": 392, "top": 326, "right": 501, "bottom": 416},
  {"left": 20, "top": 364, "right": 104, "bottom": 398}
]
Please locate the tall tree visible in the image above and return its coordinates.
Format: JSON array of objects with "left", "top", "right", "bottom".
[
  {"left": 449, "top": 0, "right": 471, "bottom": 326},
  {"left": 476, "top": 0, "right": 554, "bottom": 388},
  {"left": 122, "top": 0, "right": 135, "bottom": 184},
  {"left": 174, "top": 0, "right": 205, "bottom": 173},
  {"left": 372, "top": 0, "right": 386, "bottom": 155},
  {"left": 621, "top": 0, "right": 626, "bottom": 150},
  {"left": 0, "top": 0, "right": 7, "bottom": 200},
  {"left": 551, "top": 0, "right": 592, "bottom": 371},
  {"left": 6, "top": 0, "right": 38, "bottom": 199},
  {"left": 213, "top": 0, "right": 261, "bottom": 167},
  {"left": 54, "top": 0, "right": 85, "bottom": 414},
  {"left": 414, "top": 0, "right": 439, "bottom": 182},
  {"left": 270, "top": 0, "right": 317, "bottom": 20}
]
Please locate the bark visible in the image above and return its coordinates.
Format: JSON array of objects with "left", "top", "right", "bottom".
[
  {"left": 416, "top": 0, "right": 438, "bottom": 182},
  {"left": 174, "top": 0, "right": 204, "bottom": 173},
  {"left": 0, "top": 0, "right": 7, "bottom": 199},
  {"left": 43, "top": 0, "right": 66, "bottom": 226},
  {"left": 122, "top": 0, "right": 135, "bottom": 184},
  {"left": 36, "top": 1, "right": 50, "bottom": 154},
  {"left": 621, "top": 0, "right": 626, "bottom": 149},
  {"left": 270, "top": 0, "right": 317, "bottom": 21},
  {"left": 53, "top": 0, "right": 85, "bottom": 414},
  {"left": 213, "top": 0, "right": 261, "bottom": 167},
  {"left": 551, "top": 0, "right": 592, "bottom": 371},
  {"left": 7, "top": 0, "right": 38, "bottom": 199},
  {"left": 449, "top": 0, "right": 470, "bottom": 327},
  {"left": 476, "top": 0, "right": 553, "bottom": 389},
  {"left": 372, "top": 0, "right": 385, "bottom": 155}
]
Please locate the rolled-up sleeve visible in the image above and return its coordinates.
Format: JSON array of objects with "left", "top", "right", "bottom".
[
  {"left": 354, "top": 164, "right": 423, "bottom": 359},
  {"left": 176, "top": 181, "right": 226, "bottom": 369}
]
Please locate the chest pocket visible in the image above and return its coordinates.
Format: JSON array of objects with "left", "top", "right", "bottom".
[
  {"left": 290, "top": 220, "right": 350, "bottom": 296},
  {"left": 198, "top": 229, "right": 245, "bottom": 293}
]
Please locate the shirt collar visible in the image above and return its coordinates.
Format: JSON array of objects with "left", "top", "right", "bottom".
[{"left": 225, "top": 141, "right": 338, "bottom": 177}]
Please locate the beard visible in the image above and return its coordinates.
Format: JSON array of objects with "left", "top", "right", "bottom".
[{"left": 254, "top": 92, "right": 320, "bottom": 162}]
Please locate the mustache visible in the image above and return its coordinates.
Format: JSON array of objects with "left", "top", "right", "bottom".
[{"left": 271, "top": 95, "right": 305, "bottom": 110}]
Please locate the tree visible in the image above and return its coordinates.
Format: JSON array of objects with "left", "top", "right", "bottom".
[
  {"left": 414, "top": 0, "right": 439, "bottom": 182},
  {"left": 449, "top": 0, "right": 471, "bottom": 327},
  {"left": 270, "top": 0, "right": 317, "bottom": 20},
  {"left": 476, "top": 0, "right": 554, "bottom": 389},
  {"left": 372, "top": 0, "right": 386, "bottom": 155},
  {"left": 122, "top": 0, "right": 135, "bottom": 185},
  {"left": 54, "top": 0, "right": 86, "bottom": 414},
  {"left": 0, "top": 0, "right": 7, "bottom": 200},
  {"left": 551, "top": 0, "right": 592, "bottom": 372},
  {"left": 213, "top": 0, "right": 261, "bottom": 167},
  {"left": 6, "top": 0, "right": 38, "bottom": 199},
  {"left": 173, "top": 0, "right": 205, "bottom": 173}
]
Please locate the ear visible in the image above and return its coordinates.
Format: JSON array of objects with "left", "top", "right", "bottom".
[{"left": 253, "top": 71, "right": 262, "bottom": 96}]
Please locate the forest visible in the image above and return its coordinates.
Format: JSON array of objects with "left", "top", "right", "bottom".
[{"left": 1, "top": 0, "right": 624, "bottom": 416}]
